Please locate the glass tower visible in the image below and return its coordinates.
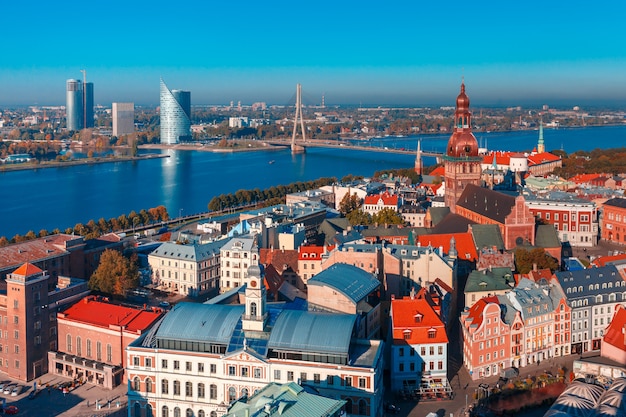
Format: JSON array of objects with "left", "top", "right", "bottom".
[
  {"left": 66, "top": 79, "right": 83, "bottom": 131},
  {"left": 83, "top": 82, "right": 94, "bottom": 128},
  {"left": 160, "top": 78, "right": 191, "bottom": 144}
]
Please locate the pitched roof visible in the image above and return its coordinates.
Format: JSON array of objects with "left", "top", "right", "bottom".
[
  {"left": 470, "top": 224, "right": 505, "bottom": 252},
  {"left": 0, "top": 234, "right": 78, "bottom": 272},
  {"left": 463, "top": 295, "right": 500, "bottom": 329},
  {"left": 527, "top": 152, "right": 561, "bottom": 165},
  {"left": 482, "top": 152, "right": 511, "bottom": 166},
  {"left": 465, "top": 267, "right": 513, "bottom": 293},
  {"left": 592, "top": 253, "right": 626, "bottom": 268},
  {"left": 150, "top": 239, "right": 226, "bottom": 261},
  {"left": 427, "top": 207, "right": 450, "bottom": 226},
  {"left": 604, "top": 197, "right": 626, "bottom": 209},
  {"left": 308, "top": 263, "right": 380, "bottom": 304},
  {"left": 429, "top": 166, "right": 445, "bottom": 176},
  {"left": 11, "top": 263, "right": 43, "bottom": 276},
  {"left": 431, "top": 213, "right": 476, "bottom": 234},
  {"left": 391, "top": 296, "right": 448, "bottom": 344},
  {"left": 456, "top": 184, "right": 516, "bottom": 224},
  {"left": 60, "top": 296, "right": 163, "bottom": 333},
  {"left": 260, "top": 248, "right": 299, "bottom": 272},
  {"left": 416, "top": 232, "right": 478, "bottom": 262},
  {"left": 603, "top": 305, "right": 626, "bottom": 353},
  {"left": 535, "top": 224, "right": 561, "bottom": 248},
  {"left": 363, "top": 192, "right": 398, "bottom": 206}
]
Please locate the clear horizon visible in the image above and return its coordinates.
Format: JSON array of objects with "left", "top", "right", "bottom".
[{"left": 2, "top": 1, "right": 626, "bottom": 108}]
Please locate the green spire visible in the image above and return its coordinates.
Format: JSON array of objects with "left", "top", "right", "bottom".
[{"left": 538, "top": 120, "right": 544, "bottom": 146}]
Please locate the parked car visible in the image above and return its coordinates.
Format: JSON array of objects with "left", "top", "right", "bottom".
[
  {"left": 0, "top": 383, "right": 6, "bottom": 391},
  {"left": 3, "top": 385, "right": 14, "bottom": 394},
  {"left": 3, "top": 405, "right": 18, "bottom": 414},
  {"left": 384, "top": 403, "right": 400, "bottom": 414},
  {"left": 11, "top": 385, "right": 20, "bottom": 396}
]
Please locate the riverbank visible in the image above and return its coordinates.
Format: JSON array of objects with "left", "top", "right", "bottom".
[
  {"left": 140, "top": 142, "right": 287, "bottom": 153},
  {"left": 0, "top": 153, "right": 168, "bottom": 173}
]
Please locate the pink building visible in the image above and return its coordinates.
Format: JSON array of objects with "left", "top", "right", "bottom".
[
  {"left": 49, "top": 296, "right": 164, "bottom": 389},
  {"left": 601, "top": 304, "right": 626, "bottom": 364}
]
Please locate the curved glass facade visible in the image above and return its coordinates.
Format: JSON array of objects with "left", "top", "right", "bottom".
[
  {"left": 160, "top": 78, "right": 191, "bottom": 144},
  {"left": 66, "top": 79, "right": 83, "bottom": 131}
]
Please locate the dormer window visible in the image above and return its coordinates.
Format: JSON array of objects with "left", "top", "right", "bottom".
[
  {"left": 403, "top": 329, "right": 411, "bottom": 340},
  {"left": 414, "top": 313, "right": 423, "bottom": 323},
  {"left": 428, "top": 328, "right": 436, "bottom": 339}
]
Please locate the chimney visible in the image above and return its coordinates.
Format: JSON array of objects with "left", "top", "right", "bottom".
[{"left": 533, "top": 263, "right": 538, "bottom": 272}]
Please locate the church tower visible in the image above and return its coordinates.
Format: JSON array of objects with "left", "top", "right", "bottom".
[
  {"left": 537, "top": 119, "right": 545, "bottom": 154},
  {"left": 242, "top": 259, "right": 267, "bottom": 333},
  {"left": 444, "top": 82, "right": 482, "bottom": 213}
]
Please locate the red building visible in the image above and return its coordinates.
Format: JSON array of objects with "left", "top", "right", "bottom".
[
  {"left": 443, "top": 83, "right": 482, "bottom": 213},
  {"left": 49, "top": 296, "right": 164, "bottom": 389},
  {"left": 601, "top": 198, "right": 626, "bottom": 244},
  {"left": 363, "top": 192, "right": 399, "bottom": 216}
]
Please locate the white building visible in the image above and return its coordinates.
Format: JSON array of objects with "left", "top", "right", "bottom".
[
  {"left": 148, "top": 239, "right": 226, "bottom": 297},
  {"left": 126, "top": 264, "right": 384, "bottom": 417},
  {"left": 112, "top": 102, "right": 135, "bottom": 137},
  {"left": 220, "top": 237, "right": 257, "bottom": 293}
]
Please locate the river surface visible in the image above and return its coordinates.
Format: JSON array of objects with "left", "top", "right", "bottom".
[{"left": 1, "top": 125, "right": 625, "bottom": 238}]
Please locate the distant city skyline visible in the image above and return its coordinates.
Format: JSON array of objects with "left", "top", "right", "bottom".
[{"left": 2, "top": 1, "right": 626, "bottom": 108}]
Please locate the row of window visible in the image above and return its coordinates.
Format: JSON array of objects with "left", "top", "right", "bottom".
[
  {"left": 398, "top": 346, "right": 444, "bottom": 356},
  {"left": 66, "top": 336, "right": 112, "bottom": 362}
]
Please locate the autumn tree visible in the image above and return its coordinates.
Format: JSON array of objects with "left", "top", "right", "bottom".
[
  {"left": 88, "top": 249, "right": 139, "bottom": 296},
  {"left": 372, "top": 208, "right": 405, "bottom": 226},
  {"left": 339, "top": 192, "right": 361, "bottom": 216},
  {"left": 514, "top": 247, "right": 559, "bottom": 274},
  {"left": 346, "top": 209, "right": 372, "bottom": 226}
]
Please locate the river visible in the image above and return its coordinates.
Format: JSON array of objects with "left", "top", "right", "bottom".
[{"left": 1, "top": 125, "right": 624, "bottom": 239}]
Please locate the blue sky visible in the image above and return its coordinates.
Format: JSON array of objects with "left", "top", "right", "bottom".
[{"left": 2, "top": 0, "right": 626, "bottom": 107}]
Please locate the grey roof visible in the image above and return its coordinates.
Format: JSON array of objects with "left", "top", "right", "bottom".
[
  {"left": 535, "top": 224, "right": 561, "bottom": 248},
  {"left": 496, "top": 294, "right": 518, "bottom": 325},
  {"left": 465, "top": 267, "right": 513, "bottom": 293},
  {"left": 385, "top": 244, "right": 446, "bottom": 261},
  {"left": 457, "top": 184, "right": 517, "bottom": 224},
  {"left": 156, "top": 302, "right": 244, "bottom": 344},
  {"left": 604, "top": 197, "right": 626, "bottom": 209},
  {"left": 268, "top": 309, "right": 356, "bottom": 355},
  {"left": 428, "top": 207, "right": 450, "bottom": 226},
  {"left": 308, "top": 263, "right": 380, "bottom": 304},
  {"left": 507, "top": 278, "right": 553, "bottom": 320},
  {"left": 556, "top": 265, "right": 622, "bottom": 304},
  {"left": 150, "top": 238, "right": 226, "bottom": 261},
  {"left": 470, "top": 224, "right": 505, "bottom": 252},
  {"left": 221, "top": 236, "right": 255, "bottom": 252},
  {"left": 431, "top": 213, "right": 476, "bottom": 234}
]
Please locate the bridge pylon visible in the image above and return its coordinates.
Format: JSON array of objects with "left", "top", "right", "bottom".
[{"left": 291, "top": 83, "right": 306, "bottom": 154}]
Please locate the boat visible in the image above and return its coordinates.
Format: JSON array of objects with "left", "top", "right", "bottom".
[{"left": 268, "top": 160, "right": 275, "bottom": 165}]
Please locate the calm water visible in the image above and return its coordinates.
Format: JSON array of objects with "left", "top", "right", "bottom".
[{"left": 1, "top": 125, "right": 625, "bottom": 238}]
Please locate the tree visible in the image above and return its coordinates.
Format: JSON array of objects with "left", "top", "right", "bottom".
[
  {"left": 514, "top": 247, "right": 559, "bottom": 274},
  {"left": 88, "top": 249, "right": 139, "bottom": 296},
  {"left": 346, "top": 209, "right": 372, "bottom": 226},
  {"left": 339, "top": 192, "right": 361, "bottom": 216},
  {"left": 372, "top": 208, "right": 405, "bottom": 226}
]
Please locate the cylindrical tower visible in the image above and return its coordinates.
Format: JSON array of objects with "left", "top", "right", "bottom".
[{"left": 66, "top": 79, "right": 83, "bottom": 131}]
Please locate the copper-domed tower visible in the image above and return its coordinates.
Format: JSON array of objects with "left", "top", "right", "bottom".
[{"left": 444, "top": 82, "right": 482, "bottom": 212}]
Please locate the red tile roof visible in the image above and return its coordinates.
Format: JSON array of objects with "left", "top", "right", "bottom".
[
  {"left": 416, "top": 232, "right": 478, "bottom": 262},
  {"left": 391, "top": 296, "right": 448, "bottom": 344},
  {"left": 603, "top": 305, "right": 626, "bottom": 353},
  {"left": 569, "top": 173, "right": 603, "bottom": 185},
  {"left": 296, "top": 245, "right": 335, "bottom": 261},
  {"left": 12, "top": 263, "right": 43, "bottom": 276},
  {"left": 527, "top": 152, "right": 561, "bottom": 166},
  {"left": 591, "top": 253, "right": 626, "bottom": 268},
  {"left": 364, "top": 192, "right": 398, "bottom": 206},
  {"left": 429, "top": 166, "right": 445, "bottom": 176},
  {"left": 260, "top": 248, "right": 299, "bottom": 272},
  {"left": 0, "top": 234, "right": 78, "bottom": 271},
  {"left": 59, "top": 296, "right": 163, "bottom": 333},
  {"left": 482, "top": 152, "right": 512, "bottom": 166},
  {"left": 463, "top": 295, "right": 499, "bottom": 329}
]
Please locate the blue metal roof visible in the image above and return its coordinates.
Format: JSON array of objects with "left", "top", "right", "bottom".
[
  {"left": 268, "top": 310, "right": 356, "bottom": 355},
  {"left": 156, "top": 302, "right": 244, "bottom": 344},
  {"left": 307, "top": 263, "right": 380, "bottom": 304}
]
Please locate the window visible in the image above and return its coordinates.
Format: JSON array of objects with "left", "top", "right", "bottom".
[
  {"left": 186, "top": 362, "right": 192, "bottom": 372},
  {"left": 345, "top": 376, "right": 352, "bottom": 387},
  {"left": 174, "top": 361, "right": 180, "bottom": 370},
  {"left": 146, "top": 379, "right": 152, "bottom": 393},
  {"left": 287, "top": 371, "right": 294, "bottom": 381},
  {"left": 146, "top": 358, "right": 152, "bottom": 368},
  {"left": 162, "top": 359, "right": 168, "bottom": 369},
  {"left": 300, "top": 372, "right": 307, "bottom": 382},
  {"left": 314, "top": 373, "right": 320, "bottom": 384},
  {"left": 254, "top": 368, "right": 261, "bottom": 379},
  {"left": 274, "top": 370, "right": 281, "bottom": 380},
  {"left": 228, "top": 387, "right": 236, "bottom": 402},
  {"left": 241, "top": 367, "right": 249, "bottom": 377},
  {"left": 438, "top": 346, "right": 443, "bottom": 355},
  {"left": 134, "top": 357, "right": 140, "bottom": 366},
  {"left": 185, "top": 381, "right": 192, "bottom": 397},
  {"left": 228, "top": 366, "right": 236, "bottom": 376},
  {"left": 173, "top": 381, "right": 180, "bottom": 396},
  {"left": 161, "top": 379, "right": 169, "bottom": 395},
  {"left": 97, "top": 341, "right": 102, "bottom": 361},
  {"left": 67, "top": 334, "right": 72, "bottom": 352},
  {"left": 107, "top": 344, "right": 112, "bottom": 362},
  {"left": 327, "top": 375, "right": 334, "bottom": 385},
  {"left": 133, "top": 377, "right": 140, "bottom": 391},
  {"left": 198, "top": 363, "right": 204, "bottom": 373},
  {"left": 210, "top": 364, "right": 216, "bottom": 373},
  {"left": 209, "top": 384, "right": 217, "bottom": 399},
  {"left": 359, "top": 377, "right": 366, "bottom": 388},
  {"left": 162, "top": 406, "right": 169, "bottom": 417},
  {"left": 87, "top": 339, "right": 92, "bottom": 358}
]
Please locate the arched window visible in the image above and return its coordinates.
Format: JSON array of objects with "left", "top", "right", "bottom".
[
  {"left": 186, "top": 381, "right": 193, "bottom": 397},
  {"left": 210, "top": 384, "right": 217, "bottom": 399},
  {"left": 578, "top": 286, "right": 583, "bottom": 293},
  {"left": 210, "top": 412, "right": 217, "bottom": 417},
  {"left": 186, "top": 409, "right": 193, "bottom": 417},
  {"left": 76, "top": 336, "right": 82, "bottom": 356},
  {"left": 86, "top": 339, "right": 92, "bottom": 358},
  {"left": 589, "top": 285, "right": 593, "bottom": 291},
  {"left": 96, "top": 341, "right": 102, "bottom": 361},
  {"left": 134, "top": 402, "right": 141, "bottom": 417},
  {"left": 595, "top": 284, "right": 599, "bottom": 290},
  {"left": 162, "top": 406, "right": 169, "bottom": 417},
  {"left": 198, "top": 383, "right": 205, "bottom": 398},
  {"left": 174, "top": 380, "right": 180, "bottom": 396},
  {"left": 133, "top": 377, "right": 141, "bottom": 391},
  {"left": 161, "top": 379, "right": 169, "bottom": 394},
  {"left": 198, "top": 411, "right": 205, "bottom": 417},
  {"left": 250, "top": 302, "right": 257, "bottom": 317},
  {"left": 228, "top": 387, "right": 236, "bottom": 402},
  {"left": 241, "top": 388, "right": 249, "bottom": 398},
  {"left": 358, "top": 399, "right": 367, "bottom": 415},
  {"left": 596, "top": 295, "right": 602, "bottom": 303},
  {"left": 67, "top": 334, "right": 72, "bottom": 352},
  {"left": 146, "top": 378, "right": 153, "bottom": 393},
  {"left": 147, "top": 404, "right": 153, "bottom": 417},
  {"left": 174, "top": 407, "right": 181, "bottom": 417}
]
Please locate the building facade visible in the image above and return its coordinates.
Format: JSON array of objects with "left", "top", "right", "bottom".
[
  {"left": 601, "top": 198, "right": 626, "bottom": 244},
  {"left": 220, "top": 237, "right": 257, "bottom": 293},
  {"left": 112, "top": 102, "right": 135, "bottom": 137},
  {"left": 160, "top": 78, "right": 191, "bottom": 144},
  {"left": 66, "top": 79, "right": 83, "bottom": 131}
]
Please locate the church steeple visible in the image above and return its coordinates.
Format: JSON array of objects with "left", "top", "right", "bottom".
[
  {"left": 242, "top": 246, "right": 267, "bottom": 333},
  {"left": 537, "top": 119, "right": 545, "bottom": 154}
]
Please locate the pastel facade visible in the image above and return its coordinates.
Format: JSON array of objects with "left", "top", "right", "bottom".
[{"left": 602, "top": 198, "right": 626, "bottom": 244}]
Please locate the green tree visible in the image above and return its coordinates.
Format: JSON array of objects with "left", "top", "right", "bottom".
[
  {"left": 514, "top": 248, "right": 559, "bottom": 274},
  {"left": 347, "top": 209, "right": 372, "bottom": 226},
  {"left": 339, "top": 192, "right": 361, "bottom": 216},
  {"left": 372, "top": 208, "right": 405, "bottom": 226},
  {"left": 88, "top": 249, "right": 139, "bottom": 296}
]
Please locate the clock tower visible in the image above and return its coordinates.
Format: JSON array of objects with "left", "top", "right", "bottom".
[
  {"left": 242, "top": 262, "right": 267, "bottom": 333},
  {"left": 444, "top": 82, "right": 482, "bottom": 213}
]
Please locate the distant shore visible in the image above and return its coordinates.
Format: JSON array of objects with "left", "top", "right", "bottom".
[
  {"left": 139, "top": 143, "right": 287, "bottom": 153},
  {"left": 0, "top": 153, "right": 168, "bottom": 173}
]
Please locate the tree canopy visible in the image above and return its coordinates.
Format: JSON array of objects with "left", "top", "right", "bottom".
[
  {"left": 88, "top": 249, "right": 139, "bottom": 296},
  {"left": 514, "top": 247, "right": 559, "bottom": 274},
  {"left": 372, "top": 207, "right": 405, "bottom": 226}
]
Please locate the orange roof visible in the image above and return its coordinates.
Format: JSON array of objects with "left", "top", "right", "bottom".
[
  {"left": 463, "top": 296, "right": 499, "bottom": 329},
  {"left": 429, "top": 166, "right": 445, "bottom": 176},
  {"left": 591, "top": 253, "right": 626, "bottom": 268},
  {"left": 416, "top": 232, "right": 478, "bottom": 262},
  {"left": 527, "top": 152, "right": 561, "bottom": 166},
  {"left": 569, "top": 173, "right": 603, "bottom": 184},
  {"left": 59, "top": 296, "right": 163, "bottom": 333},
  {"left": 482, "top": 152, "right": 512, "bottom": 166},
  {"left": 0, "top": 234, "right": 77, "bottom": 271},
  {"left": 391, "top": 296, "right": 447, "bottom": 344},
  {"left": 364, "top": 192, "right": 398, "bottom": 206},
  {"left": 527, "top": 268, "right": 554, "bottom": 283},
  {"left": 603, "top": 305, "right": 626, "bottom": 352},
  {"left": 12, "top": 262, "right": 43, "bottom": 276},
  {"left": 297, "top": 244, "right": 335, "bottom": 261},
  {"left": 260, "top": 248, "right": 299, "bottom": 272}
]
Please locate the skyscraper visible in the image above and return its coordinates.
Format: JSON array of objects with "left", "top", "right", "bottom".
[
  {"left": 65, "top": 77, "right": 94, "bottom": 131},
  {"left": 66, "top": 79, "right": 83, "bottom": 131},
  {"left": 159, "top": 78, "right": 191, "bottom": 144},
  {"left": 112, "top": 102, "right": 135, "bottom": 137}
]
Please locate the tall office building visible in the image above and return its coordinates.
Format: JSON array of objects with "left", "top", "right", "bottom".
[
  {"left": 65, "top": 78, "right": 94, "bottom": 130},
  {"left": 112, "top": 102, "right": 135, "bottom": 137},
  {"left": 159, "top": 78, "right": 191, "bottom": 144},
  {"left": 66, "top": 79, "right": 83, "bottom": 131}
]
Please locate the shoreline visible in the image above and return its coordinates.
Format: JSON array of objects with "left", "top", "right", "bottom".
[
  {"left": 139, "top": 143, "right": 287, "bottom": 153},
  {"left": 0, "top": 153, "right": 168, "bottom": 173}
]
